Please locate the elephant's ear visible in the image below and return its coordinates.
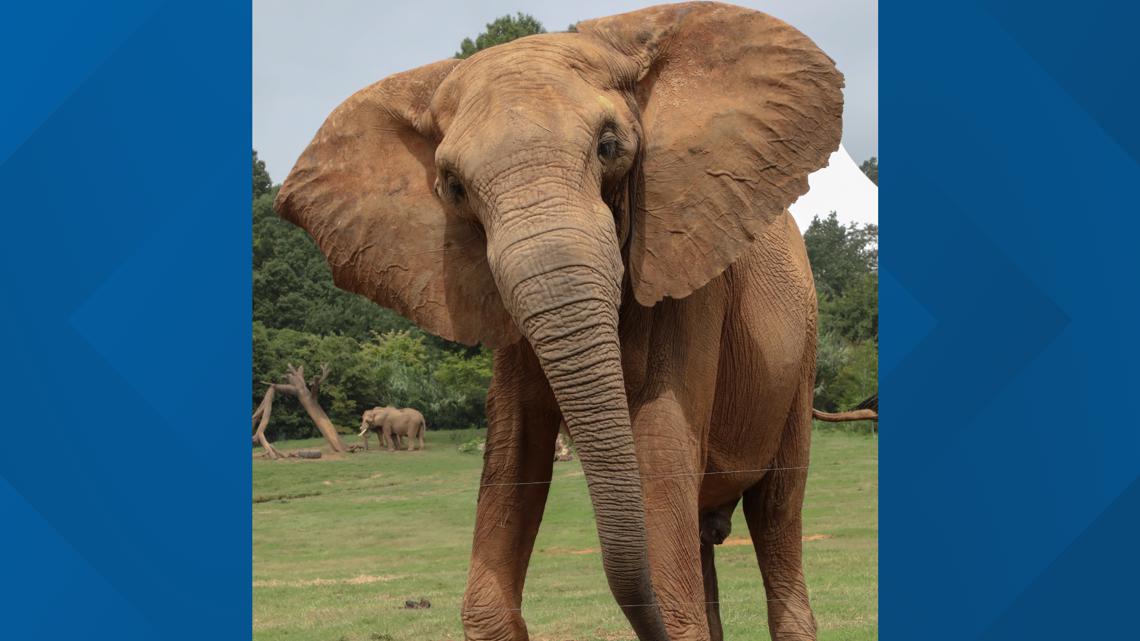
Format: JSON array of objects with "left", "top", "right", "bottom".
[
  {"left": 274, "top": 59, "right": 519, "bottom": 347},
  {"left": 579, "top": 2, "right": 844, "bottom": 305}
]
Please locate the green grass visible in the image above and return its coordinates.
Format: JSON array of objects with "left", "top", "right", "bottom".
[{"left": 253, "top": 427, "right": 877, "bottom": 641}]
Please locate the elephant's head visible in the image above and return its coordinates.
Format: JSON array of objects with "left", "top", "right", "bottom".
[
  {"left": 358, "top": 407, "right": 384, "bottom": 435},
  {"left": 276, "top": 3, "right": 841, "bottom": 636},
  {"left": 358, "top": 410, "right": 375, "bottom": 436}
]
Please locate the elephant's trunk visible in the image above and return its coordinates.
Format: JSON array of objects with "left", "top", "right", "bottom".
[{"left": 486, "top": 200, "right": 669, "bottom": 641}]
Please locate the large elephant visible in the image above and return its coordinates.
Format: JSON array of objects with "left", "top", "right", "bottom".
[
  {"left": 359, "top": 406, "right": 427, "bottom": 451},
  {"left": 275, "top": 3, "right": 843, "bottom": 640}
]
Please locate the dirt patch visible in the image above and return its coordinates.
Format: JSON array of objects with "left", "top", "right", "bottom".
[
  {"left": 252, "top": 491, "right": 323, "bottom": 504},
  {"left": 721, "top": 537, "right": 752, "bottom": 547},
  {"left": 720, "top": 533, "right": 832, "bottom": 547},
  {"left": 542, "top": 546, "right": 599, "bottom": 556},
  {"left": 253, "top": 574, "right": 402, "bottom": 588}
]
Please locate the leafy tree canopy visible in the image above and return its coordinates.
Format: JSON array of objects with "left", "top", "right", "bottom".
[
  {"left": 456, "top": 13, "right": 546, "bottom": 59},
  {"left": 803, "top": 213, "right": 878, "bottom": 414},
  {"left": 859, "top": 156, "right": 878, "bottom": 185},
  {"left": 253, "top": 150, "right": 272, "bottom": 200},
  {"left": 804, "top": 212, "right": 877, "bottom": 299}
]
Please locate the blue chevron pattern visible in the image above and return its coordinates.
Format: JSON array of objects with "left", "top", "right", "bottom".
[
  {"left": 0, "top": 2, "right": 250, "bottom": 639},
  {"left": 2, "top": 1, "right": 1137, "bottom": 639},
  {"left": 883, "top": 1, "right": 1140, "bottom": 638}
]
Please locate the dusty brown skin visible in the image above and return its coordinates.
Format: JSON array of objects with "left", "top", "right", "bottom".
[
  {"left": 275, "top": 4, "right": 843, "bottom": 639},
  {"left": 359, "top": 406, "right": 427, "bottom": 451}
]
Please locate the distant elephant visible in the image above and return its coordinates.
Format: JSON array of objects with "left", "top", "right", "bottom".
[
  {"left": 276, "top": 4, "right": 843, "bottom": 640},
  {"left": 358, "top": 406, "right": 426, "bottom": 451}
]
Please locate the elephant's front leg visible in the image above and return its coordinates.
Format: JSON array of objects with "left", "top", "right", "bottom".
[
  {"left": 633, "top": 394, "right": 711, "bottom": 641},
  {"left": 462, "top": 343, "right": 560, "bottom": 641},
  {"left": 626, "top": 290, "right": 726, "bottom": 641}
]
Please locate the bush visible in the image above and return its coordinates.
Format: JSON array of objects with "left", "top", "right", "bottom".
[
  {"left": 254, "top": 324, "right": 495, "bottom": 441},
  {"left": 457, "top": 437, "right": 486, "bottom": 455}
]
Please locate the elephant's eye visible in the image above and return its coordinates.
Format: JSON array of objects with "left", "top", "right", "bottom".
[
  {"left": 444, "top": 172, "right": 466, "bottom": 202},
  {"left": 598, "top": 133, "right": 620, "bottom": 161}
]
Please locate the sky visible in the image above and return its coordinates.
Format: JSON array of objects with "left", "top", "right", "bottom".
[{"left": 253, "top": 0, "right": 877, "bottom": 184}]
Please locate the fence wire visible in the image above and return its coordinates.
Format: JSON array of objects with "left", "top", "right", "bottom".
[{"left": 253, "top": 428, "right": 878, "bottom": 638}]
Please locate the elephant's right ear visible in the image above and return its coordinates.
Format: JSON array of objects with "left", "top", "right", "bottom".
[
  {"left": 579, "top": 3, "right": 844, "bottom": 306},
  {"left": 274, "top": 59, "right": 519, "bottom": 348}
]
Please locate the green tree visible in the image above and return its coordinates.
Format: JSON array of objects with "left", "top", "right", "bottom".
[
  {"left": 804, "top": 213, "right": 879, "bottom": 415},
  {"left": 431, "top": 348, "right": 494, "bottom": 430},
  {"left": 821, "top": 271, "right": 878, "bottom": 343},
  {"left": 859, "top": 156, "right": 878, "bottom": 185},
  {"left": 253, "top": 150, "right": 272, "bottom": 200},
  {"left": 456, "top": 13, "right": 546, "bottom": 59},
  {"left": 803, "top": 212, "right": 875, "bottom": 299}
]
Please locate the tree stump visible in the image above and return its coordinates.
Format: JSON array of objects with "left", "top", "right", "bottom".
[{"left": 251, "top": 362, "right": 347, "bottom": 457}]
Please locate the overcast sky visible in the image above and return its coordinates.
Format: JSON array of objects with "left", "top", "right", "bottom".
[{"left": 254, "top": 1, "right": 877, "bottom": 183}]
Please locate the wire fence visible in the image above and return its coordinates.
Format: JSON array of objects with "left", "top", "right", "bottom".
[{"left": 252, "top": 428, "right": 878, "bottom": 640}]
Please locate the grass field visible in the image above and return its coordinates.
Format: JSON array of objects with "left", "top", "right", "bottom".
[{"left": 253, "top": 427, "right": 877, "bottom": 641}]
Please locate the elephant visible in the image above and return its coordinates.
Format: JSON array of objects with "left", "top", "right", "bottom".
[
  {"left": 359, "top": 406, "right": 427, "bottom": 451},
  {"left": 275, "top": 3, "right": 844, "bottom": 640}
]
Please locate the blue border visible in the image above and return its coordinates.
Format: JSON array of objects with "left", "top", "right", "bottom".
[
  {"left": 4, "top": 0, "right": 1139, "bottom": 638},
  {"left": 882, "top": 0, "right": 1140, "bottom": 638},
  {"left": 1, "top": 2, "right": 250, "bottom": 638}
]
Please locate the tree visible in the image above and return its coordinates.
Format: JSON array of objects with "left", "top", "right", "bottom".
[
  {"left": 253, "top": 150, "right": 272, "bottom": 200},
  {"left": 803, "top": 213, "right": 875, "bottom": 299},
  {"left": 859, "top": 156, "right": 878, "bottom": 185},
  {"left": 253, "top": 363, "right": 347, "bottom": 456},
  {"left": 456, "top": 13, "right": 546, "bottom": 59},
  {"left": 804, "top": 213, "right": 879, "bottom": 414}
]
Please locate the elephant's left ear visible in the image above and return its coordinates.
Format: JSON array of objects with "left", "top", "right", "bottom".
[
  {"left": 274, "top": 59, "right": 519, "bottom": 347},
  {"left": 579, "top": 2, "right": 844, "bottom": 305}
]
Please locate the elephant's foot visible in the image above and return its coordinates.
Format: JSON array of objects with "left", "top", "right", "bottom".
[
  {"left": 766, "top": 611, "right": 817, "bottom": 641},
  {"left": 461, "top": 594, "right": 528, "bottom": 641}
]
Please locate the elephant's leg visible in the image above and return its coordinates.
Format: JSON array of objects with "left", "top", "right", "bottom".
[
  {"left": 462, "top": 343, "right": 560, "bottom": 641},
  {"left": 633, "top": 394, "right": 710, "bottom": 641},
  {"left": 742, "top": 383, "right": 816, "bottom": 640},
  {"left": 699, "top": 498, "right": 738, "bottom": 641},
  {"left": 700, "top": 543, "right": 721, "bottom": 641},
  {"left": 362, "top": 430, "right": 370, "bottom": 450},
  {"left": 384, "top": 427, "right": 395, "bottom": 452},
  {"left": 624, "top": 288, "right": 726, "bottom": 641},
  {"left": 406, "top": 428, "right": 415, "bottom": 451}
]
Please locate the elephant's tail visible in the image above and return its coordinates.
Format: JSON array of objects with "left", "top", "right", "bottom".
[
  {"left": 812, "top": 393, "right": 878, "bottom": 423},
  {"left": 812, "top": 408, "right": 878, "bottom": 422}
]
